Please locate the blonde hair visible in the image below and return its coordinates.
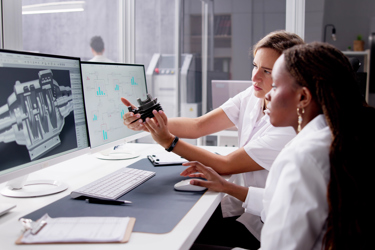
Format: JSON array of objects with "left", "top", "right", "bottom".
[{"left": 252, "top": 30, "right": 304, "bottom": 56}]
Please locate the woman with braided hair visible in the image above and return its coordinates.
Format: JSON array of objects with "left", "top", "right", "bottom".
[{"left": 181, "top": 42, "right": 374, "bottom": 249}]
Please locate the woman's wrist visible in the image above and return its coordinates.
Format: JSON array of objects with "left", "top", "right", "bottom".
[
  {"left": 225, "top": 182, "right": 248, "bottom": 202},
  {"left": 158, "top": 133, "right": 174, "bottom": 148},
  {"left": 165, "top": 136, "right": 179, "bottom": 152},
  {"left": 157, "top": 134, "right": 173, "bottom": 149}
]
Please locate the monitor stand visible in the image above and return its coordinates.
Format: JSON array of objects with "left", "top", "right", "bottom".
[
  {"left": 1, "top": 175, "right": 68, "bottom": 198},
  {"left": 95, "top": 143, "right": 140, "bottom": 160}
]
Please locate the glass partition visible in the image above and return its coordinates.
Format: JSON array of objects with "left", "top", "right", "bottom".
[{"left": 22, "top": 0, "right": 121, "bottom": 62}]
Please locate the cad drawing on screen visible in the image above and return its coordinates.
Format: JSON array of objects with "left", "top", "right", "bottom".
[{"left": 0, "top": 69, "right": 73, "bottom": 161}]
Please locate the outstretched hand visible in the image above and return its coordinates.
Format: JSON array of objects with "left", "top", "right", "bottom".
[
  {"left": 121, "top": 97, "right": 149, "bottom": 132},
  {"left": 180, "top": 161, "right": 229, "bottom": 193},
  {"left": 143, "top": 110, "right": 175, "bottom": 149}
]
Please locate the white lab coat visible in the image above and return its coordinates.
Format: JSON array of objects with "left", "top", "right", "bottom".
[
  {"left": 220, "top": 85, "right": 296, "bottom": 240},
  {"left": 243, "top": 114, "right": 331, "bottom": 249},
  {"left": 88, "top": 55, "right": 114, "bottom": 63}
]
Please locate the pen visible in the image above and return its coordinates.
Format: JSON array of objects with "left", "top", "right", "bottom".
[{"left": 85, "top": 198, "right": 132, "bottom": 205}]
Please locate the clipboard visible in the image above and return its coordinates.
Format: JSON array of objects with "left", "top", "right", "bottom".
[
  {"left": 15, "top": 214, "right": 136, "bottom": 244},
  {"left": 147, "top": 152, "right": 188, "bottom": 166}
]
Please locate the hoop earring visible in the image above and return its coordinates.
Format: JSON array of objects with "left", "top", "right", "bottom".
[{"left": 297, "top": 107, "right": 305, "bottom": 133}]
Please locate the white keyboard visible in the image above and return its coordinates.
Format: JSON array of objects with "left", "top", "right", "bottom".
[{"left": 71, "top": 167, "right": 155, "bottom": 200}]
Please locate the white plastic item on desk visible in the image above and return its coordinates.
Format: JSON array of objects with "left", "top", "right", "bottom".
[
  {"left": 174, "top": 179, "right": 207, "bottom": 192},
  {"left": 0, "top": 203, "right": 16, "bottom": 216}
]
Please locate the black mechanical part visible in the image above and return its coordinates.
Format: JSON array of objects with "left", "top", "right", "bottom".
[{"left": 128, "top": 94, "right": 163, "bottom": 123}]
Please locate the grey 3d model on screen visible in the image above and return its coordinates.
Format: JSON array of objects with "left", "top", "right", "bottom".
[{"left": 0, "top": 70, "right": 73, "bottom": 160}]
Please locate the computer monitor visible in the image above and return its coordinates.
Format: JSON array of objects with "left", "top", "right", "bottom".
[
  {"left": 80, "top": 62, "right": 149, "bottom": 160},
  {"left": 0, "top": 49, "right": 90, "bottom": 197}
]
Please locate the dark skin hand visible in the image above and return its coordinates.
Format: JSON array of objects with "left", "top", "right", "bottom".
[{"left": 181, "top": 161, "right": 248, "bottom": 202}]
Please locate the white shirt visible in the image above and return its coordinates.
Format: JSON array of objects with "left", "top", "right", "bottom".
[
  {"left": 244, "top": 115, "right": 331, "bottom": 250},
  {"left": 220, "top": 85, "right": 296, "bottom": 240},
  {"left": 89, "top": 55, "right": 114, "bottom": 63}
]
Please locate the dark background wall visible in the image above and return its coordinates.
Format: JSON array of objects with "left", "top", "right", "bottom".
[{"left": 322, "top": 0, "right": 375, "bottom": 51}]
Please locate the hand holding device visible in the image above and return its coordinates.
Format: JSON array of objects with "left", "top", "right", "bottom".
[
  {"left": 121, "top": 98, "right": 147, "bottom": 131},
  {"left": 127, "top": 94, "right": 163, "bottom": 123},
  {"left": 143, "top": 110, "right": 176, "bottom": 150}
]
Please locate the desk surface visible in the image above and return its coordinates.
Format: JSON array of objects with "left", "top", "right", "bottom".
[{"left": 0, "top": 143, "right": 236, "bottom": 250}]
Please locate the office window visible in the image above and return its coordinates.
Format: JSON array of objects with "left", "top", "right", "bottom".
[
  {"left": 135, "top": 0, "right": 286, "bottom": 118},
  {"left": 22, "top": 0, "right": 120, "bottom": 62},
  {"left": 135, "top": 0, "right": 175, "bottom": 69}
]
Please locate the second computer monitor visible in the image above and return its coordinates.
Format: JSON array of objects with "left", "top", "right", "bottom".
[
  {"left": 80, "top": 62, "right": 148, "bottom": 153},
  {"left": 0, "top": 49, "right": 90, "bottom": 197}
]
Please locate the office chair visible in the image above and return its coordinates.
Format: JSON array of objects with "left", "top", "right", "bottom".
[
  {"left": 369, "top": 32, "right": 375, "bottom": 93},
  {"left": 349, "top": 57, "right": 361, "bottom": 72},
  {"left": 347, "top": 56, "right": 367, "bottom": 98}
]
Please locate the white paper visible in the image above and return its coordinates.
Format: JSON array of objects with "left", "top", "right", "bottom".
[{"left": 21, "top": 214, "right": 130, "bottom": 243}]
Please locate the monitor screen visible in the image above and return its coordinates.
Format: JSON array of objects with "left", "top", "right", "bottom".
[
  {"left": 0, "top": 49, "right": 89, "bottom": 185},
  {"left": 80, "top": 62, "right": 148, "bottom": 152}
]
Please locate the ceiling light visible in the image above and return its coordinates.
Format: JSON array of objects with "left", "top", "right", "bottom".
[{"left": 22, "top": 1, "right": 85, "bottom": 15}]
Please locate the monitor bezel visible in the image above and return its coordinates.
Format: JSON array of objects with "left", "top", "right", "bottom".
[{"left": 0, "top": 48, "right": 90, "bottom": 185}]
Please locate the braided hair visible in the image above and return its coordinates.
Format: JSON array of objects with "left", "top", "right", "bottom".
[{"left": 283, "top": 42, "right": 375, "bottom": 249}]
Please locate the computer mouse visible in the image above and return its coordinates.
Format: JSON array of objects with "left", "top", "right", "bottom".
[{"left": 174, "top": 179, "right": 207, "bottom": 192}]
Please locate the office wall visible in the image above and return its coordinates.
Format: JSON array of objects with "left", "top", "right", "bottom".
[
  {"left": 211, "top": 0, "right": 325, "bottom": 79},
  {"left": 180, "top": 0, "right": 286, "bottom": 80},
  {"left": 322, "top": 0, "right": 375, "bottom": 106},
  {"left": 305, "top": 0, "right": 325, "bottom": 43},
  {"left": 322, "top": 0, "right": 375, "bottom": 51}
]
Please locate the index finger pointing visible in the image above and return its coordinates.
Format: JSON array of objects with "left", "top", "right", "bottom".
[{"left": 121, "top": 97, "right": 137, "bottom": 109}]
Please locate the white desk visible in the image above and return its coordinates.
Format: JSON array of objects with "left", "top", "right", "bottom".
[{"left": 0, "top": 143, "right": 236, "bottom": 250}]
